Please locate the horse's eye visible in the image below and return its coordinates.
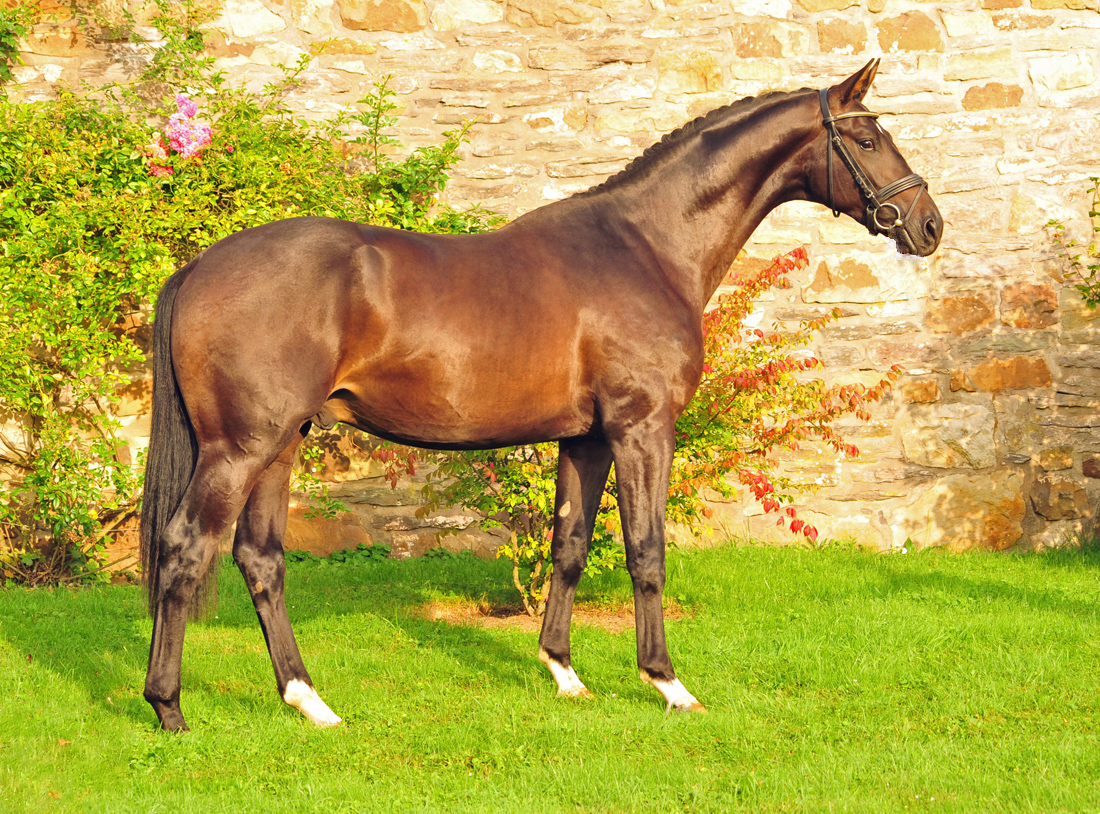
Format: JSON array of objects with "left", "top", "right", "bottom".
[{"left": 858, "top": 139, "right": 875, "bottom": 151}]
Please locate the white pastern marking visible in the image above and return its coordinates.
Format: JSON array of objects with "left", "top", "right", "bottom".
[
  {"left": 283, "top": 679, "right": 342, "bottom": 727},
  {"left": 640, "top": 672, "right": 707, "bottom": 714},
  {"left": 539, "top": 648, "right": 590, "bottom": 698}
]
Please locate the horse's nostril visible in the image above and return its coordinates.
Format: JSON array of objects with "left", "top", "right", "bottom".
[{"left": 925, "top": 217, "right": 940, "bottom": 240}]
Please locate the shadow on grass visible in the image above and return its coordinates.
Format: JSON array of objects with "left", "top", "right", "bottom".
[
  {"left": 0, "top": 553, "right": 557, "bottom": 729},
  {"left": 863, "top": 548, "right": 1100, "bottom": 623},
  {"left": 0, "top": 581, "right": 152, "bottom": 726}
]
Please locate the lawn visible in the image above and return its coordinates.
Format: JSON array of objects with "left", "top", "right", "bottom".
[{"left": 2, "top": 543, "right": 1099, "bottom": 813}]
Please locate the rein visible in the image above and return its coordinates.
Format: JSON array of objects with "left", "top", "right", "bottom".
[{"left": 818, "top": 88, "right": 927, "bottom": 253}]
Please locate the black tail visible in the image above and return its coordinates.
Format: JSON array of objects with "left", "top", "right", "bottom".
[{"left": 140, "top": 260, "right": 200, "bottom": 616}]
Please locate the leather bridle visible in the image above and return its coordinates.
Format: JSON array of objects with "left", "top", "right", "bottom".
[{"left": 819, "top": 88, "right": 928, "bottom": 253}]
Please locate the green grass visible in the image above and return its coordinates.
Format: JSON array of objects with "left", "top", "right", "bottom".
[{"left": 2, "top": 544, "right": 1100, "bottom": 813}]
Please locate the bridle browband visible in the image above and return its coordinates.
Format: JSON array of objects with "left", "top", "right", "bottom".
[{"left": 819, "top": 87, "right": 927, "bottom": 253}]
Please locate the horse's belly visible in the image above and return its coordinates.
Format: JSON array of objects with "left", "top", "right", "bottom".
[{"left": 331, "top": 367, "right": 591, "bottom": 449}]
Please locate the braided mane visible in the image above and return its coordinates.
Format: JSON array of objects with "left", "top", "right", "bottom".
[{"left": 577, "top": 87, "right": 814, "bottom": 198}]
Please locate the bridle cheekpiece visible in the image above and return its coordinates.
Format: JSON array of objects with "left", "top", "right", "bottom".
[{"left": 819, "top": 87, "right": 927, "bottom": 253}]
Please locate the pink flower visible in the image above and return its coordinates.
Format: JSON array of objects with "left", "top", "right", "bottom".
[
  {"left": 166, "top": 118, "right": 212, "bottom": 158},
  {"left": 175, "top": 93, "right": 199, "bottom": 119},
  {"left": 140, "top": 93, "right": 215, "bottom": 177}
]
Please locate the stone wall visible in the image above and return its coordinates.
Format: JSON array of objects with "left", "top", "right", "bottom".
[{"left": 11, "top": 0, "right": 1100, "bottom": 553}]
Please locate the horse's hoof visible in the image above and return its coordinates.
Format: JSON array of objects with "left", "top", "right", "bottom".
[
  {"left": 149, "top": 699, "right": 190, "bottom": 732},
  {"left": 284, "top": 679, "right": 342, "bottom": 727},
  {"left": 560, "top": 686, "right": 594, "bottom": 700},
  {"left": 674, "top": 700, "right": 708, "bottom": 714}
]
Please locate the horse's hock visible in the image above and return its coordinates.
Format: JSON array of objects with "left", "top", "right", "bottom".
[{"left": 14, "top": 0, "right": 1100, "bottom": 553}]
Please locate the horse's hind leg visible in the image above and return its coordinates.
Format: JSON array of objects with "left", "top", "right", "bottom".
[
  {"left": 144, "top": 450, "right": 271, "bottom": 731},
  {"left": 538, "top": 438, "right": 613, "bottom": 698},
  {"left": 232, "top": 429, "right": 340, "bottom": 726}
]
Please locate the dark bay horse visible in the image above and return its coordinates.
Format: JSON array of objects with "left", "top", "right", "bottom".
[{"left": 140, "top": 59, "right": 942, "bottom": 730}]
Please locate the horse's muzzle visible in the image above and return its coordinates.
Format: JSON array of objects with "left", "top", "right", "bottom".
[{"left": 891, "top": 206, "right": 943, "bottom": 257}]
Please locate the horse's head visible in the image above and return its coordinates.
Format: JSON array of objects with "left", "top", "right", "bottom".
[{"left": 807, "top": 59, "right": 943, "bottom": 257}]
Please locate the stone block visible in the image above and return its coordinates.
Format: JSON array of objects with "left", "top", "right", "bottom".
[
  {"left": 546, "top": 156, "right": 629, "bottom": 178},
  {"left": 1031, "top": 477, "right": 1089, "bottom": 521},
  {"left": 893, "top": 470, "right": 1025, "bottom": 551},
  {"left": 962, "top": 82, "right": 1023, "bottom": 111},
  {"left": 900, "top": 379, "right": 940, "bottom": 404},
  {"left": 216, "top": 0, "right": 287, "bottom": 37},
  {"left": 1059, "top": 351, "right": 1100, "bottom": 369},
  {"left": 1008, "top": 190, "right": 1076, "bottom": 236},
  {"left": 321, "top": 37, "right": 378, "bottom": 55},
  {"left": 968, "top": 356, "right": 1051, "bottom": 393},
  {"left": 949, "top": 370, "right": 974, "bottom": 393},
  {"left": 115, "top": 377, "right": 152, "bottom": 418},
  {"left": 595, "top": 106, "right": 687, "bottom": 134},
  {"left": 586, "top": 74, "right": 657, "bottom": 104},
  {"left": 22, "top": 24, "right": 87, "bottom": 56},
  {"left": 1084, "top": 457, "right": 1100, "bottom": 479},
  {"left": 866, "top": 336, "right": 949, "bottom": 367},
  {"left": 941, "top": 12, "right": 993, "bottom": 37},
  {"left": 733, "top": 22, "right": 783, "bottom": 58},
  {"left": 285, "top": 506, "right": 374, "bottom": 555},
  {"left": 899, "top": 402, "right": 996, "bottom": 469},
  {"left": 431, "top": 0, "right": 503, "bottom": 29},
  {"left": 992, "top": 11, "right": 1054, "bottom": 30},
  {"left": 877, "top": 11, "right": 944, "bottom": 53},
  {"left": 529, "top": 43, "right": 651, "bottom": 70},
  {"left": 1029, "top": 53, "right": 1094, "bottom": 93},
  {"left": 926, "top": 294, "right": 995, "bottom": 334},
  {"left": 817, "top": 18, "right": 866, "bottom": 55},
  {"left": 1060, "top": 286, "right": 1100, "bottom": 333},
  {"left": 339, "top": 0, "right": 427, "bottom": 32},
  {"left": 252, "top": 42, "right": 308, "bottom": 67},
  {"left": 470, "top": 49, "right": 523, "bottom": 72},
  {"left": 943, "top": 47, "right": 1013, "bottom": 81},
  {"left": 289, "top": 0, "right": 334, "bottom": 33},
  {"left": 981, "top": 0, "right": 1021, "bottom": 7},
  {"left": 1000, "top": 281, "right": 1057, "bottom": 329},
  {"left": 658, "top": 50, "right": 723, "bottom": 94},
  {"left": 465, "top": 162, "right": 541, "bottom": 179},
  {"left": 729, "top": 60, "right": 785, "bottom": 82},
  {"left": 1038, "top": 446, "right": 1074, "bottom": 472},
  {"left": 506, "top": 0, "right": 598, "bottom": 26}
]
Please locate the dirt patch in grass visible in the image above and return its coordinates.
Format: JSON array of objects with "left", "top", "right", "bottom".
[{"left": 416, "top": 597, "right": 690, "bottom": 633}]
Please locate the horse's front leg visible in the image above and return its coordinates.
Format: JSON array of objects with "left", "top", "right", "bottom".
[
  {"left": 611, "top": 417, "right": 706, "bottom": 713},
  {"left": 538, "top": 437, "right": 614, "bottom": 697}
]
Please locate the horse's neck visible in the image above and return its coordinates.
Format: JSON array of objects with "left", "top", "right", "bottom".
[{"left": 613, "top": 96, "right": 817, "bottom": 314}]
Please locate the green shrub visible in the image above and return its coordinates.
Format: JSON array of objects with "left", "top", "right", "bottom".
[
  {"left": 0, "top": 2, "right": 495, "bottom": 584},
  {"left": 0, "top": 4, "right": 29, "bottom": 86},
  {"left": 1049, "top": 176, "right": 1100, "bottom": 309}
]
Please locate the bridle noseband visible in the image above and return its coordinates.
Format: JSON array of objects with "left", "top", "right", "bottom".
[{"left": 819, "top": 88, "right": 927, "bottom": 253}]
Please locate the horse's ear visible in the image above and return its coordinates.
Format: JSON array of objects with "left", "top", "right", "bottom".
[{"left": 833, "top": 59, "right": 880, "bottom": 107}]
